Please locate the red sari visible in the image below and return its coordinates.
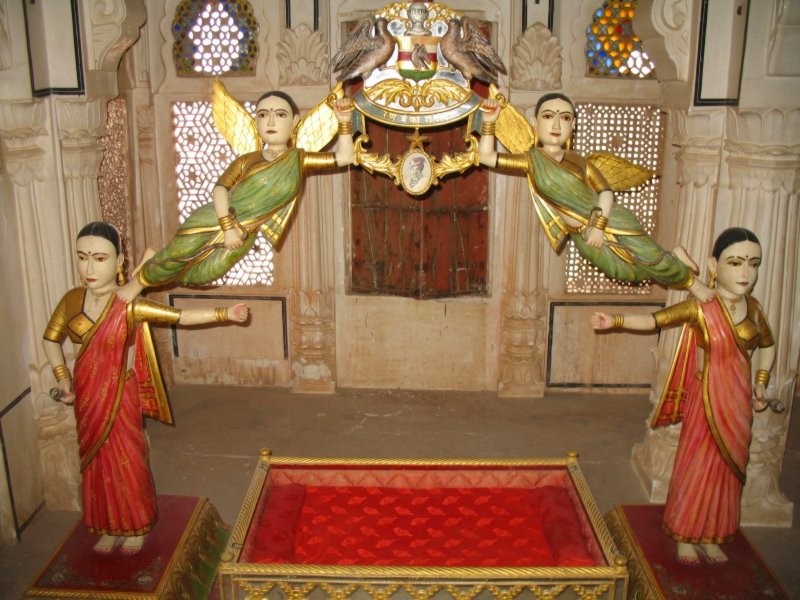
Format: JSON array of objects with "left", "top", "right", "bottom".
[
  {"left": 71, "top": 298, "right": 173, "bottom": 536},
  {"left": 653, "top": 297, "right": 771, "bottom": 543}
]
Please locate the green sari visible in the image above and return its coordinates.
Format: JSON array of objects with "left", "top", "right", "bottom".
[
  {"left": 528, "top": 147, "right": 690, "bottom": 286},
  {"left": 140, "top": 148, "right": 303, "bottom": 286}
]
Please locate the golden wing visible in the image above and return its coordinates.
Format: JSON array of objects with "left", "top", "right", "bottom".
[
  {"left": 211, "top": 79, "right": 260, "bottom": 155},
  {"left": 294, "top": 82, "right": 345, "bottom": 151},
  {"left": 489, "top": 83, "right": 535, "bottom": 154},
  {"left": 587, "top": 152, "right": 654, "bottom": 192}
]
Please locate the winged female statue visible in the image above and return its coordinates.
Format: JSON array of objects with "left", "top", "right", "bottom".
[
  {"left": 478, "top": 90, "right": 713, "bottom": 301},
  {"left": 118, "top": 81, "right": 354, "bottom": 299}
]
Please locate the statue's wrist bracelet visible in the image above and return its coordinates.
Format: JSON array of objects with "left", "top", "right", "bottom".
[
  {"left": 214, "top": 307, "right": 228, "bottom": 322},
  {"left": 53, "top": 365, "right": 70, "bottom": 382},
  {"left": 218, "top": 215, "right": 236, "bottom": 231},
  {"left": 755, "top": 369, "right": 770, "bottom": 386}
]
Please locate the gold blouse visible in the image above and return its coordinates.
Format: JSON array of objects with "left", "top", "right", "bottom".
[
  {"left": 216, "top": 149, "right": 336, "bottom": 190},
  {"left": 495, "top": 149, "right": 611, "bottom": 193},
  {"left": 43, "top": 288, "right": 181, "bottom": 345},
  {"left": 653, "top": 296, "right": 774, "bottom": 353}
]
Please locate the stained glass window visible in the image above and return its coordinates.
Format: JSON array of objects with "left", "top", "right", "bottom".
[
  {"left": 585, "top": 1, "right": 655, "bottom": 78},
  {"left": 567, "top": 102, "right": 665, "bottom": 294},
  {"left": 172, "top": 100, "right": 275, "bottom": 286},
  {"left": 173, "top": 0, "right": 259, "bottom": 76}
]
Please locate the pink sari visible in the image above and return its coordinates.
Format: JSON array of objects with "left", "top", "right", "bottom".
[
  {"left": 73, "top": 299, "right": 171, "bottom": 536},
  {"left": 654, "top": 298, "right": 752, "bottom": 543}
]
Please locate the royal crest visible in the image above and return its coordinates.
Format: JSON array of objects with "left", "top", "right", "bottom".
[{"left": 331, "top": 2, "right": 506, "bottom": 194}]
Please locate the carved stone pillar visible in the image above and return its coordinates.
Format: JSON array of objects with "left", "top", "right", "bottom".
[
  {"left": 631, "top": 108, "right": 725, "bottom": 500},
  {"left": 496, "top": 144, "right": 547, "bottom": 397},
  {"left": 289, "top": 174, "right": 337, "bottom": 393},
  {"left": 723, "top": 108, "right": 799, "bottom": 526},
  {"left": 0, "top": 100, "right": 81, "bottom": 510},
  {"left": 56, "top": 98, "right": 108, "bottom": 232}
]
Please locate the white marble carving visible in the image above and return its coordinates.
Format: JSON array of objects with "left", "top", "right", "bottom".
[
  {"left": 278, "top": 24, "right": 330, "bottom": 86},
  {"left": 498, "top": 291, "right": 547, "bottom": 394},
  {"left": 648, "top": 0, "right": 691, "bottom": 81},
  {"left": 510, "top": 22, "right": 562, "bottom": 90},
  {"left": 87, "top": 0, "right": 147, "bottom": 72}
]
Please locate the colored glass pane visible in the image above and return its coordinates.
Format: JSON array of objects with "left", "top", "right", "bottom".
[
  {"left": 172, "top": 0, "right": 259, "bottom": 76},
  {"left": 584, "top": 0, "right": 655, "bottom": 78}
]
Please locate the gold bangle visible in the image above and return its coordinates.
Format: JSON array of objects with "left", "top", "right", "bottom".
[
  {"left": 612, "top": 314, "right": 625, "bottom": 329},
  {"left": 755, "top": 369, "right": 770, "bottom": 386},
  {"left": 337, "top": 121, "right": 353, "bottom": 136},
  {"left": 218, "top": 215, "right": 236, "bottom": 231},
  {"left": 214, "top": 307, "right": 228, "bottom": 322},
  {"left": 594, "top": 215, "right": 608, "bottom": 231},
  {"left": 53, "top": 365, "right": 70, "bottom": 382},
  {"left": 681, "top": 272, "right": 695, "bottom": 290},
  {"left": 480, "top": 122, "right": 496, "bottom": 136}
]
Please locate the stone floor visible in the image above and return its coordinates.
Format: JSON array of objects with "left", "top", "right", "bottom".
[{"left": 2, "top": 385, "right": 798, "bottom": 598}]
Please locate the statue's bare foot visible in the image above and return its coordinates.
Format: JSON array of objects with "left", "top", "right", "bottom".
[
  {"left": 93, "top": 535, "right": 119, "bottom": 555},
  {"left": 688, "top": 278, "right": 715, "bottom": 303},
  {"left": 674, "top": 246, "right": 699, "bottom": 274},
  {"left": 677, "top": 542, "right": 701, "bottom": 565},
  {"left": 120, "top": 534, "right": 146, "bottom": 556},
  {"left": 700, "top": 543, "right": 728, "bottom": 565}
]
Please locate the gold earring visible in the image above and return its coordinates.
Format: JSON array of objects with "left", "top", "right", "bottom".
[
  {"left": 708, "top": 272, "right": 716, "bottom": 288},
  {"left": 116, "top": 264, "right": 127, "bottom": 286}
]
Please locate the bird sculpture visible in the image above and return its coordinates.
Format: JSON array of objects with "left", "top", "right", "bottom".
[
  {"left": 439, "top": 18, "right": 507, "bottom": 83},
  {"left": 332, "top": 17, "right": 396, "bottom": 82},
  {"left": 411, "top": 43, "right": 432, "bottom": 70}
]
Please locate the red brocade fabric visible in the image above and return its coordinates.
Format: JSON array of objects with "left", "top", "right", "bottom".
[{"left": 244, "top": 484, "right": 596, "bottom": 567}]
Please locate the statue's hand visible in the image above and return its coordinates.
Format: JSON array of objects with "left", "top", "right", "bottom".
[
  {"left": 228, "top": 302, "right": 249, "bottom": 323},
  {"left": 583, "top": 226, "right": 605, "bottom": 248},
  {"left": 332, "top": 98, "right": 354, "bottom": 123},
  {"left": 753, "top": 383, "right": 768, "bottom": 412},
  {"left": 224, "top": 228, "right": 246, "bottom": 250},
  {"left": 58, "top": 378, "right": 75, "bottom": 405},
  {"left": 591, "top": 312, "right": 612, "bottom": 330},
  {"left": 480, "top": 98, "right": 501, "bottom": 124}
]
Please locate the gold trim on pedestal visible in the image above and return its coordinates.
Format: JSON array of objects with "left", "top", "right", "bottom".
[{"left": 26, "top": 497, "right": 229, "bottom": 600}]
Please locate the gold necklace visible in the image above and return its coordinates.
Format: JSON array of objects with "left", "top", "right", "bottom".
[
  {"left": 87, "top": 288, "right": 114, "bottom": 301},
  {"left": 263, "top": 147, "right": 285, "bottom": 161}
]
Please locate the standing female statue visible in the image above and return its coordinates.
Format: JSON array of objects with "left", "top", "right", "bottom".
[
  {"left": 478, "top": 93, "right": 713, "bottom": 301},
  {"left": 119, "top": 83, "right": 355, "bottom": 298},
  {"left": 592, "top": 227, "right": 776, "bottom": 565},
  {"left": 43, "top": 221, "right": 249, "bottom": 555}
]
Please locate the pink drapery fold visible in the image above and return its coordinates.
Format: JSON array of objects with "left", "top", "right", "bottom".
[
  {"left": 72, "top": 299, "right": 158, "bottom": 536},
  {"left": 657, "top": 298, "right": 753, "bottom": 544}
]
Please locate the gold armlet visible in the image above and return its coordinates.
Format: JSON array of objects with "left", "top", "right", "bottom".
[
  {"left": 214, "top": 307, "right": 228, "bottom": 323},
  {"left": 479, "top": 122, "right": 496, "bottom": 136},
  {"left": 755, "top": 369, "right": 770, "bottom": 386},
  {"left": 53, "top": 365, "right": 70, "bottom": 382},
  {"left": 612, "top": 314, "right": 625, "bottom": 329},
  {"left": 495, "top": 154, "right": 529, "bottom": 172},
  {"left": 218, "top": 215, "right": 236, "bottom": 231},
  {"left": 338, "top": 121, "right": 353, "bottom": 136},
  {"left": 303, "top": 152, "right": 337, "bottom": 170}
]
